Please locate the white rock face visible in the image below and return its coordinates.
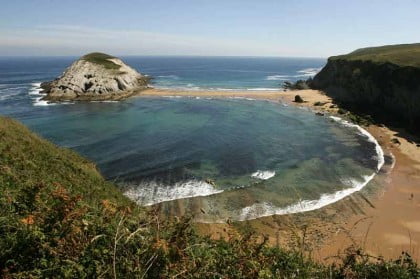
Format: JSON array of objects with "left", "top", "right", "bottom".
[{"left": 42, "top": 53, "right": 149, "bottom": 101}]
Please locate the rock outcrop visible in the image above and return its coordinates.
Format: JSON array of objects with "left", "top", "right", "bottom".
[
  {"left": 41, "top": 52, "right": 149, "bottom": 101},
  {"left": 312, "top": 44, "right": 420, "bottom": 133}
]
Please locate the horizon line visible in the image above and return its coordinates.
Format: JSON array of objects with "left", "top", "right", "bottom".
[{"left": 0, "top": 54, "right": 327, "bottom": 59}]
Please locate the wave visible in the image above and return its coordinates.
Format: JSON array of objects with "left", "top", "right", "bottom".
[
  {"left": 33, "top": 97, "right": 56, "bottom": 106},
  {"left": 251, "top": 170, "right": 276, "bottom": 180},
  {"left": 265, "top": 68, "right": 322, "bottom": 81},
  {"left": 154, "top": 85, "right": 202, "bottom": 91},
  {"left": 237, "top": 174, "right": 375, "bottom": 221},
  {"left": 296, "top": 67, "right": 322, "bottom": 77},
  {"left": 0, "top": 83, "right": 31, "bottom": 101},
  {"left": 123, "top": 179, "right": 224, "bottom": 206},
  {"left": 29, "top": 88, "right": 42, "bottom": 95},
  {"left": 156, "top": 75, "right": 179, "bottom": 79},
  {"left": 0, "top": 87, "right": 27, "bottom": 101},
  {"left": 0, "top": 91, "right": 23, "bottom": 101},
  {"left": 28, "top": 82, "right": 55, "bottom": 106},
  {"left": 236, "top": 116, "right": 385, "bottom": 221},
  {"left": 0, "top": 86, "right": 28, "bottom": 91},
  {"left": 330, "top": 116, "right": 384, "bottom": 171},
  {"left": 265, "top": 75, "right": 291, "bottom": 81},
  {"left": 28, "top": 82, "right": 75, "bottom": 106}
]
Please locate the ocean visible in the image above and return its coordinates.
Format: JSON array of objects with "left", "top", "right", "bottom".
[{"left": 0, "top": 56, "right": 383, "bottom": 222}]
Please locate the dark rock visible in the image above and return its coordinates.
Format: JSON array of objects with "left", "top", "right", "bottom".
[
  {"left": 314, "top": 101, "right": 327, "bottom": 106},
  {"left": 337, "top": 108, "right": 347, "bottom": 114},
  {"left": 294, "top": 95, "right": 304, "bottom": 103},
  {"left": 205, "top": 178, "right": 216, "bottom": 186},
  {"left": 391, "top": 138, "right": 401, "bottom": 145}
]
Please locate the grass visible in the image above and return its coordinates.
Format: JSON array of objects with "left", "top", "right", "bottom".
[
  {"left": 330, "top": 43, "right": 420, "bottom": 67},
  {"left": 81, "top": 52, "right": 121, "bottom": 70},
  {"left": 1, "top": 116, "right": 419, "bottom": 278}
]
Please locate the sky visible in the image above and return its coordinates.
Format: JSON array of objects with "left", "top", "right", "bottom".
[{"left": 0, "top": 0, "right": 419, "bottom": 57}]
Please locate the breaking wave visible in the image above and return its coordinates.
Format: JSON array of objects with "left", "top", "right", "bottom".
[
  {"left": 251, "top": 170, "right": 276, "bottom": 180},
  {"left": 156, "top": 75, "right": 179, "bottom": 79},
  {"left": 296, "top": 67, "right": 322, "bottom": 77},
  {"left": 123, "top": 180, "right": 224, "bottom": 206},
  {"left": 29, "top": 82, "right": 74, "bottom": 106},
  {"left": 265, "top": 68, "right": 322, "bottom": 81},
  {"left": 236, "top": 116, "right": 385, "bottom": 221}
]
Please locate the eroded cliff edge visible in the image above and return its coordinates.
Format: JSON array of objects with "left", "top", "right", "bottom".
[
  {"left": 312, "top": 44, "right": 420, "bottom": 133},
  {"left": 41, "top": 52, "right": 150, "bottom": 101}
]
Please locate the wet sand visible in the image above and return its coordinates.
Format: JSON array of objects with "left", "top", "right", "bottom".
[{"left": 138, "top": 88, "right": 420, "bottom": 262}]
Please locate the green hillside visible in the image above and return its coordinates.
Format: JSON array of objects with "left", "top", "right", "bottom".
[
  {"left": 81, "top": 52, "right": 121, "bottom": 69},
  {"left": 331, "top": 43, "right": 420, "bottom": 67},
  {"left": 0, "top": 116, "right": 418, "bottom": 278}
]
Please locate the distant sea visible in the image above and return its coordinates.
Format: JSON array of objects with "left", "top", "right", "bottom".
[{"left": 0, "top": 56, "right": 384, "bottom": 222}]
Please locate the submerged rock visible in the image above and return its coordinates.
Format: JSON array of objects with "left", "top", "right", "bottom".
[{"left": 41, "top": 52, "right": 150, "bottom": 101}]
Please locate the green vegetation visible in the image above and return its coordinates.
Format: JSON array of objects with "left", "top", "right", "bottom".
[
  {"left": 81, "top": 52, "right": 121, "bottom": 70},
  {"left": 282, "top": 79, "right": 312, "bottom": 90},
  {"left": 330, "top": 43, "right": 420, "bottom": 67},
  {"left": 1, "top": 116, "right": 419, "bottom": 278}
]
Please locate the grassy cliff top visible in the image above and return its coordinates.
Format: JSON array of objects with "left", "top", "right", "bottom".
[
  {"left": 0, "top": 116, "right": 132, "bottom": 207},
  {"left": 330, "top": 43, "right": 420, "bottom": 67},
  {"left": 81, "top": 52, "right": 121, "bottom": 70}
]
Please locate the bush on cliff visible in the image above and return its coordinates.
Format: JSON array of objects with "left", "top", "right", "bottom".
[{"left": 282, "top": 78, "right": 312, "bottom": 90}]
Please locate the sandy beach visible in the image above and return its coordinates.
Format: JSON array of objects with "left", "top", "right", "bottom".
[{"left": 137, "top": 87, "right": 420, "bottom": 262}]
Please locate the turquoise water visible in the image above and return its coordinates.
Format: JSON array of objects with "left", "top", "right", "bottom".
[{"left": 0, "top": 56, "right": 383, "bottom": 221}]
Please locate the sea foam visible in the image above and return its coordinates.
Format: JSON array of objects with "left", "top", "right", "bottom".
[
  {"left": 236, "top": 116, "right": 385, "bottom": 221},
  {"left": 29, "top": 82, "right": 74, "bottom": 106},
  {"left": 124, "top": 179, "right": 224, "bottom": 206},
  {"left": 265, "top": 75, "right": 291, "bottom": 81},
  {"left": 238, "top": 174, "right": 375, "bottom": 221},
  {"left": 265, "top": 68, "right": 321, "bottom": 81},
  {"left": 251, "top": 170, "right": 276, "bottom": 180},
  {"left": 157, "top": 75, "right": 179, "bottom": 79},
  {"left": 330, "top": 116, "right": 384, "bottom": 171},
  {"left": 296, "top": 67, "right": 322, "bottom": 77}
]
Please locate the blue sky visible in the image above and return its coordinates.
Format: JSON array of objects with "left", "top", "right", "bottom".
[{"left": 1, "top": 0, "right": 419, "bottom": 57}]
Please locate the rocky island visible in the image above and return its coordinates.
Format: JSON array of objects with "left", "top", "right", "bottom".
[
  {"left": 312, "top": 43, "right": 420, "bottom": 133},
  {"left": 40, "top": 52, "right": 150, "bottom": 101}
]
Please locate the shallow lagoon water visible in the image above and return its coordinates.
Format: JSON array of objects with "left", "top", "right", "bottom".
[
  {"left": 15, "top": 96, "right": 382, "bottom": 222},
  {"left": 0, "top": 56, "right": 383, "bottom": 222}
]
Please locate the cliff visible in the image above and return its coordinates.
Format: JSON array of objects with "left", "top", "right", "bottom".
[
  {"left": 41, "top": 52, "right": 149, "bottom": 101},
  {"left": 312, "top": 43, "right": 420, "bottom": 133}
]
